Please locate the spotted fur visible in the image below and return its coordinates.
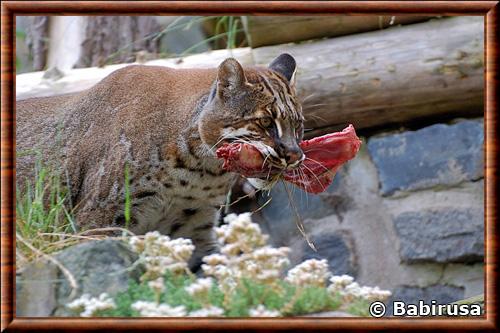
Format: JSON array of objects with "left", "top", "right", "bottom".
[{"left": 16, "top": 53, "right": 304, "bottom": 268}]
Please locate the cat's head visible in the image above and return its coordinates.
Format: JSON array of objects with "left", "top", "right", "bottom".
[{"left": 199, "top": 53, "right": 304, "bottom": 171}]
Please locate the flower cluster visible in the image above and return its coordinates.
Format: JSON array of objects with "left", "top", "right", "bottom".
[
  {"left": 202, "top": 213, "right": 290, "bottom": 290},
  {"left": 67, "top": 293, "right": 116, "bottom": 317},
  {"left": 184, "top": 277, "right": 213, "bottom": 298},
  {"left": 216, "top": 213, "right": 268, "bottom": 255},
  {"left": 237, "top": 246, "right": 290, "bottom": 283},
  {"left": 189, "top": 306, "right": 225, "bottom": 317},
  {"left": 285, "top": 259, "right": 330, "bottom": 288},
  {"left": 327, "top": 275, "right": 391, "bottom": 302},
  {"left": 248, "top": 305, "right": 282, "bottom": 317},
  {"left": 67, "top": 213, "right": 393, "bottom": 317},
  {"left": 148, "top": 277, "right": 165, "bottom": 294},
  {"left": 129, "top": 231, "right": 195, "bottom": 280},
  {"left": 131, "top": 301, "right": 186, "bottom": 317}
]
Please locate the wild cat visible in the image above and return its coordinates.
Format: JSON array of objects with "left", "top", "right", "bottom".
[{"left": 16, "top": 53, "right": 305, "bottom": 268}]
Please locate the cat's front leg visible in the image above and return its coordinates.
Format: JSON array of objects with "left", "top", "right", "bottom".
[{"left": 171, "top": 207, "right": 220, "bottom": 273}]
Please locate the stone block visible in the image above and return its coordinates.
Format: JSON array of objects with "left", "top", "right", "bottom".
[
  {"left": 386, "top": 284, "right": 465, "bottom": 315},
  {"left": 300, "top": 231, "right": 358, "bottom": 277},
  {"left": 367, "top": 119, "right": 483, "bottom": 196},
  {"left": 394, "top": 207, "right": 484, "bottom": 263},
  {"left": 258, "top": 173, "right": 343, "bottom": 242}
]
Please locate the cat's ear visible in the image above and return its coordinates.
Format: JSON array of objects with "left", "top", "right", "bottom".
[
  {"left": 269, "top": 53, "right": 297, "bottom": 86},
  {"left": 217, "top": 58, "right": 247, "bottom": 97}
]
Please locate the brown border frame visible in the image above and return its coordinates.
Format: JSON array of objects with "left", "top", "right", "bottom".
[{"left": 1, "top": 1, "right": 498, "bottom": 332}]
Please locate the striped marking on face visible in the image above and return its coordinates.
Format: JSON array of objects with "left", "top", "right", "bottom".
[
  {"left": 275, "top": 119, "right": 284, "bottom": 138},
  {"left": 257, "top": 71, "right": 302, "bottom": 136},
  {"left": 222, "top": 125, "right": 254, "bottom": 138},
  {"left": 252, "top": 141, "right": 279, "bottom": 159}
]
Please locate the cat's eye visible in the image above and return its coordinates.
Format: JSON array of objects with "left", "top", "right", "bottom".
[
  {"left": 295, "top": 124, "right": 303, "bottom": 138},
  {"left": 259, "top": 118, "right": 273, "bottom": 128}
]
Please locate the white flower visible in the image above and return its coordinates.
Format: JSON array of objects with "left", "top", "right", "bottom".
[
  {"left": 237, "top": 246, "right": 290, "bottom": 283},
  {"left": 202, "top": 253, "right": 228, "bottom": 266},
  {"left": 330, "top": 275, "right": 354, "bottom": 287},
  {"left": 358, "top": 285, "right": 392, "bottom": 302},
  {"left": 203, "top": 214, "right": 292, "bottom": 288},
  {"left": 216, "top": 213, "right": 268, "bottom": 254},
  {"left": 67, "top": 293, "right": 116, "bottom": 317},
  {"left": 148, "top": 277, "right": 165, "bottom": 294},
  {"left": 248, "top": 305, "right": 281, "bottom": 317},
  {"left": 131, "top": 300, "right": 186, "bottom": 317},
  {"left": 185, "top": 278, "right": 213, "bottom": 297},
  {"left": 189, "top": 306, "right": 225, "bottom": 317},
  {"left": 130, "top": 232, "right": 195, "bottom": 280},
  {"left": 286, "top": 259, "right": 330, "bottom": 287},
  {"left": 328, "top": 275, "right": 354, "bottom": 294},
  {"left": 129, "top": 236, "right": 144, "bottom": 253},
  {"left": 343, "top": 282, "right": 362, "bottom": 297}
]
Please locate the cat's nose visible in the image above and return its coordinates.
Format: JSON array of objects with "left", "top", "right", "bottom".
[{"left": 284, "top": 148, "right": 304, "bottom": 166}]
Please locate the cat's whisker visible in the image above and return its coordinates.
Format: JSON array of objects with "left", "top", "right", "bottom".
[
  {"left": 261, "top": 153, "right": 271, "bottom": 169},
  {"left": 281, "top": 180, "right": 316, "bottom": 252},
  {"left": 301, "top": 163, "right": 327, "bottom": 193},
  {"left": 251, "top": 196, "right": 272, "bottom": 214},
  {"left": 305, "top": 103, "right": 330, "bottom": 108},
  {"left": 300, "top": 92, "right": 318, "bottom": 103},
  {"left": 294, "top": 165, "right": 308, "bottom": 194},
  {"left": 306, "top": 113, "right": 328, "bottom": 123},
  {"left": 304, "top": 156, "right": 330, "bottom": 172},
  {"left": 298, "top": 166, "right": 311, "bottom": 206},
  {"left": 210, "top": 133, "right": 238, "bottom": 151}
]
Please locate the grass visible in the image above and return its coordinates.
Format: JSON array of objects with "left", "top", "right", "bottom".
[
  {"left": 16, "top": 156, "right": 139, "bottom": 268},
  {"left": 16, "top": 158, "right": 77, "bottom": 266}
]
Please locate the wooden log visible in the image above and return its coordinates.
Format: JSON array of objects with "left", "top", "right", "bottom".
[
  {"left": 242, "top": 15, "right": 432, "bottom": 48},
  {"left": 17, "top": 17, "right": 483, "bottom": 135},
  {"left": 252, "top": 17, "right": 484, "bottom": 136}
]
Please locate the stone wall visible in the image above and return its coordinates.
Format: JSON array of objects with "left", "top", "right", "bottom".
[{"left": 252, "top": 117, "right": 484, "bottom": 305}]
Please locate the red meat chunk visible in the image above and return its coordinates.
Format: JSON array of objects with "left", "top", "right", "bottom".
[{"left": 216, "top": 125, "right": 362, "bottom": 194}]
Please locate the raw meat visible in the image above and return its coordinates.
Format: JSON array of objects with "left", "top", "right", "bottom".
[{"left": 216, "top": 125, "right": 361, "bottom": 194}]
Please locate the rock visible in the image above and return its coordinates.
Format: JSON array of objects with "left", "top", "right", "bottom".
[
  {"left": 257, "top": 172, "right": 344, "bottom": 243},
  {"left": 16, "top": 239, "right": 144, "bottom": 316},
  {"left": 300, "top": 231, "right": 358, "bottom": 277},
  {"left": 386, "top": 284, "right": 465, "bottom": 316},
  {"left": 393, "top": 207, "right": 484, "bottom": 263},
  {"left": 367, "top": 119, "right": 484, "bottom": 196},
  {"left": 16, "top": 261, "right": 58, "bottom": 317}
]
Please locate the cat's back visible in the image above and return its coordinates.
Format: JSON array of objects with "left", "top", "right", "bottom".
[
  {"left": 67, "top": 65, "right": 218, "bottom": 132},
  {"left": 88, "top": 65, "right": 217, "bottom": 106},
  {"left": 16, "top": 65, "right": 218, "bottom": 183}
]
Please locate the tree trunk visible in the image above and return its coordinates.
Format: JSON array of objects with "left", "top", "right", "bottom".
[
  {"left": 252, "top": 17, "right": 484, "bottom": 135},
  {"left": 75, "top": 16, "right": 161, "bottom": 68},
  {"left": 242, "top": 15, "right": 432, "bottom": 48},
  {"left": 25, "top": 16, "right": 49, "bottom": 71}
]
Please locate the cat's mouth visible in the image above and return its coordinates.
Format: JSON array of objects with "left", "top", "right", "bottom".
[
  {"left": 218, "top": 139, "right": 292, "bottom": 171},
  {"left": 215, "top": 125, "right": 362, "bottom": 194}
]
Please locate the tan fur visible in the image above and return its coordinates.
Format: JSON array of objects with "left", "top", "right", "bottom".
[{"left": 16, "top": 55, "right": 303, "bottom": 268}]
